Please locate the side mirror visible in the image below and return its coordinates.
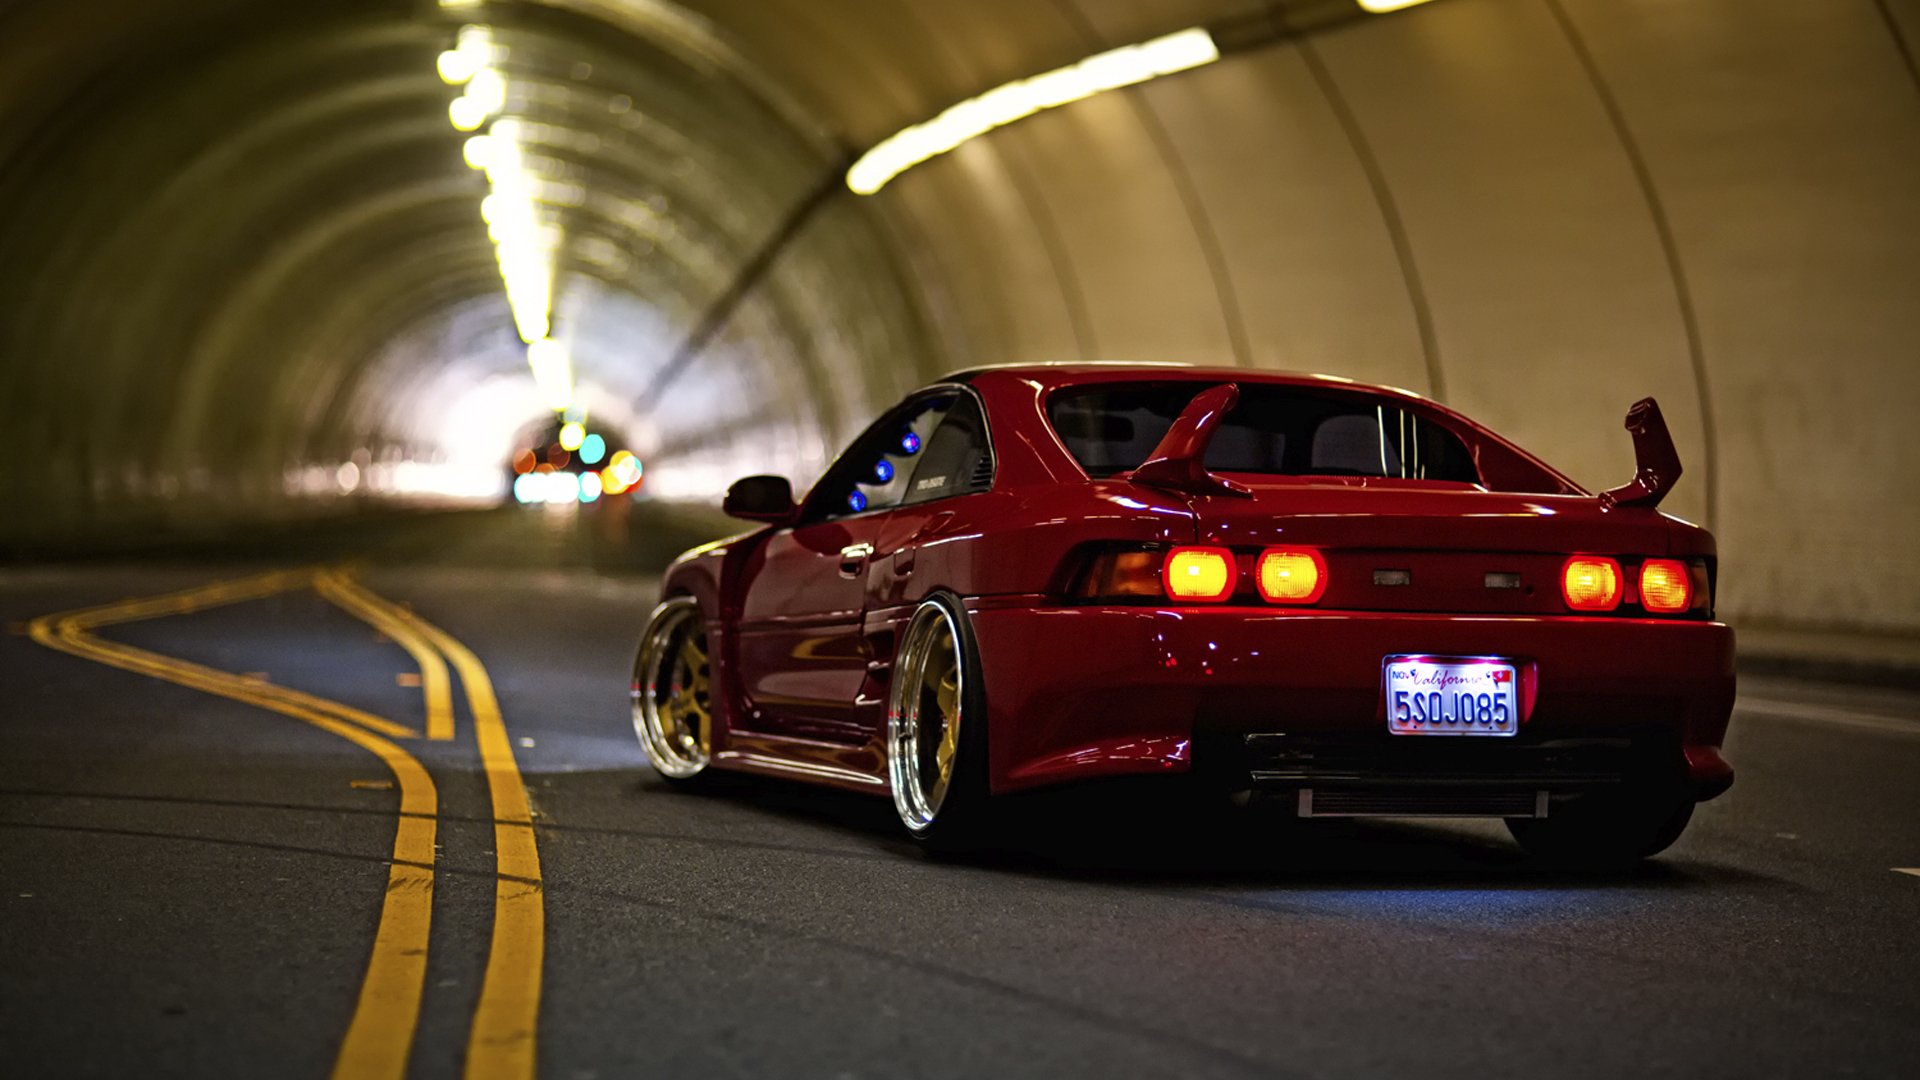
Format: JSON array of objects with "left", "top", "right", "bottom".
[{"left": 723, "top": 475, "right": 795, "bottom": 522}]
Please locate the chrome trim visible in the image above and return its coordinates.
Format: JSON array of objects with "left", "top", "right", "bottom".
[
  {"left": 886, "top": 599, "right": 965, "bottom": 835},
  {"left": 632, "top": 597, "right": 711, "bottom": 780}
]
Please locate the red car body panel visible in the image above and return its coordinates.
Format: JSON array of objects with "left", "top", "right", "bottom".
[{"left": 658, "top": 366, "right": 1735, "bottom": 806}]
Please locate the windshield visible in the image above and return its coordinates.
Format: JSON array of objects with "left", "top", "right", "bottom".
[{"left": 1047, "top": 382, "right": 1480, "bottom": 483}]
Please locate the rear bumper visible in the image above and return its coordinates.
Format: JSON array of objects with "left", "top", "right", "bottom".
[{"left": 964, "top": 600, "right": 1735, "bottom": 803}]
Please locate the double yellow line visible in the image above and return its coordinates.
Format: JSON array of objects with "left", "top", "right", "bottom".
[{"left": 29, "top": 567, "right": 543, "bottom": 1079}]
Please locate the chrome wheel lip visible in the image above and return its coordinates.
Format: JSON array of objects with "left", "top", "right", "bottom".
[
  {"left": 887, "top": 600, "right": 964, "bottom": 835},
  {"left": 632, "top": 597, "right": 710, "bottom": 780}
]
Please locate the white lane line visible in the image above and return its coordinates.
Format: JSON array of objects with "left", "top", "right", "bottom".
[
  {"left": 1894, "top": 868, "right": 1920, "bottom": 879},
  {"left": 1734, "top": 697, "right": 1920, "bottom": 739}
]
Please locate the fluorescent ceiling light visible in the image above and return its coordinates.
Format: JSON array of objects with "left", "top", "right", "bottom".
[
  {"left": 846, "top": 27, "right": 1219, "bottom": 196},
  {"left": 1357, "top": 0, "right": 1438, "bottom": 12}
]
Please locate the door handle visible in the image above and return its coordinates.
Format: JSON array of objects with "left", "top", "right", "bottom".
[{"left": 838, "top": 542, "right": 874, "bottom": 578}]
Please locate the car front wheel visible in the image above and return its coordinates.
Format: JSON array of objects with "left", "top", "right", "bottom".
[{"left": 886, "top": 592, "right": 990, "bottom": 849}]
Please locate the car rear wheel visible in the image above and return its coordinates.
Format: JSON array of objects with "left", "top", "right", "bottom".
[
  {"left": 887, "top": 593, "right": 989, "bottom": 849},
  {"left": 632, "top": 597, "right": 714, "bottom": 786},
  {"left": 1506, "top": 789, "right": 1694, "bottom": 868}
]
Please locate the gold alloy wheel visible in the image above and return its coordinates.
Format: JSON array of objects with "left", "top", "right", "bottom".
[
  {"left": 887, "top": 600, "right": 966, "bottom": 834},
  {"left": 633, "top": 597, "right": 713, "bottom": 779}
]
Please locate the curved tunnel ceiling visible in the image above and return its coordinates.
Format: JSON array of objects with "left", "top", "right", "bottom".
[
  {"left": 3, "top": 0, "right": 1918, "bottom": 633},
  {"left": 0, "top": 0, "right": 879, "bottom": 520}
]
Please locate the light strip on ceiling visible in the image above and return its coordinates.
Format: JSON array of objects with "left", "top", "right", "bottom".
[
  {"left": 1357, "top": 0, "right": 1439, "bottom": 12},
  {"left": 845, "top": 27, "right": 1219, "bottom": 196},
  {"left": 440, "top": 25, "right": 572, "bottom": 410}
]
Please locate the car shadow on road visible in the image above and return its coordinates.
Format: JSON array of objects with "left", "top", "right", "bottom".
[{"left": 626, "top": 772, "right": 1788, "bottom": 894}]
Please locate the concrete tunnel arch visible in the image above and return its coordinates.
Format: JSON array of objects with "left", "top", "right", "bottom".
[{"left": 1, "top": 0, "right": 1917, "bottom": 635}]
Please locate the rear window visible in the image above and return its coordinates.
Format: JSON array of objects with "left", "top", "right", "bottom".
[{"left": 1047, "top": 382, "right": 1479, "bottom": 483}]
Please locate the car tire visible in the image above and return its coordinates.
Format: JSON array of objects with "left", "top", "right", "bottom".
[
  {"left": 886, "top": 591, "right": 992, "bottom": 851},
  {"left": 632, "top": 596, "right": 716, "bottom": 789},
  {"left": 1506, "top": 788, "right": 1694, "bottom": 868}
]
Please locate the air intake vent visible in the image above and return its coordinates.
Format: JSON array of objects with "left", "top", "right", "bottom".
[
  {"left": 1298, "top": 788, "right": 1545, "bottom": 819},
  {"left": 968, "top": 453, "right": 995, "bottom": 490}
]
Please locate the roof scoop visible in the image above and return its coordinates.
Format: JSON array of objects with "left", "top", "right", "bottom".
[
  {"left": 1126, "top": 383, "right": 1252, "bottom": 499},
  {"left": 1599, "top": 396, "right": 1682, "bottom": 510}
]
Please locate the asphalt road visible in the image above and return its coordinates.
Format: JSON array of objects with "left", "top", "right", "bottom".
[{"left": 3, "top": 555, "right": 1917, "bottom": 1079}]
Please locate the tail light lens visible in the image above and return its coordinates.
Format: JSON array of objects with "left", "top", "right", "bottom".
[
  {"left": 1562, "top": 556, "right": 1622, "bottom": 612},
  {"left": 1638, "top": 558, "right": 1693, "bottom": 614},
  {"left": 1256, "top": 548, "right": 1326, "bottom": 604},
  {"left": 1072, "top": 548, "right": 1163, "bottom": 599},
  {"left": 1163, "top": 547, "right": 1235, "bottom": 602}
]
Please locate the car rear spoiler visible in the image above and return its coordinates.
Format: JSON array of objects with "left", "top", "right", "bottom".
[
  {"left": 1599, "top": 396, "right": 1682, "bottom": 510},
  {"left": 1126, "top": 383, "right": 1253, "bottom": 499}
]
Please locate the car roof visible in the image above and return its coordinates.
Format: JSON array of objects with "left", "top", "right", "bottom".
[{"left": 935, "top": 362, "right": 1433, "bottom": 405}]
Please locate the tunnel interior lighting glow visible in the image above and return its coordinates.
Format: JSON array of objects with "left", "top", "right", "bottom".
[
  {"left": 605, "top": 450, "right": 643, "bottom": 495},
  {"left": 579, "top": 470, "right": 604, "bottom": 503},
  {"left": 441, "top": 29, "right": 572, "bottom": 411},
  {"left": 526, "top": 337, "right": 574, "bottom": 411},
  {"left": 558, "top": 421, "right": 585, "bottom": 451},
  {"left": 543, "top": 471, "right": 580, "bottom": 505},
  {"left": 1358, "top": 0, "right": 1439, "bottom": 13},
  {"left": 578, "top": 433, "right": 606, "bottom": 465},
  {"left": 437, "top": 25, "right": 493, "bottom": 85},
  {"left": 846, "top": 27, "right": 1219, "bottom": 195}
]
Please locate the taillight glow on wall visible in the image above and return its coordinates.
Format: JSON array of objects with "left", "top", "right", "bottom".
[
  {"left": 1638, "top": 558, "right": 1693, "bottom": 614},
  {"left": 1562, "top": 556, "right": 1623, "bottom": 611},
  {"left": 1256, "top": 548, "right": 1326, "bottom": 604},
  {"left": 1162, "top": 547, "right": 1235, "bottom": 602}
]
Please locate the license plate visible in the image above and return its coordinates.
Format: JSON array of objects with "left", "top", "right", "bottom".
[{"left": 1384, "top": 655, "right": 1519, "bottom": 736}]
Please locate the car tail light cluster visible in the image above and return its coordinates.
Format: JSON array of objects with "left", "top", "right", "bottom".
[
  {"left": 1073, "top": 545, "right": 1329, "bottom": 605},
  {"left": 1560, "top": 555, "right": 1708, "bottom": 617}
]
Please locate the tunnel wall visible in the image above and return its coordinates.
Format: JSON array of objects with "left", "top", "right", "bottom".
[
  {"left": 3, "top": 0, "right": 1916, "bottom": 639},
  {"left": 694, "top": 0, "right": 1920, "bottom": 634}
]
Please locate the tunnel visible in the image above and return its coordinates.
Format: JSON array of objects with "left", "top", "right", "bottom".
[
  {"left": 4, "top": 3, "right": 1920, "bottom": 1077},
  {"left": 3, "top": 0, "right": 1916, "bottom": 633}
]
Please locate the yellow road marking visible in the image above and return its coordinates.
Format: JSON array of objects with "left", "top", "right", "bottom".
[
  {"left": 38, "top": 569, "right": 419, "bottom": 740},
  {"left": 316, "top": 570, "right": 455, "bottom": 741},
  {"left": 26, "top": 573, "right": 438, "bottom": 1080},
  {"left": 331, "top": 573, "right": 546, "bottom": 1080}
]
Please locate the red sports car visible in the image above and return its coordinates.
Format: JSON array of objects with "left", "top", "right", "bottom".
[{"left": 632, "top": 365, "right": 1734, "bottom": 862}]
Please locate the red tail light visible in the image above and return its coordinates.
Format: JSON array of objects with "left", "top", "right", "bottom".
[
  {"left": 1638, "top": 558, "right": 1693, "bottom": 614},
  {"left": 1162, "top": 547, "right": 1235, "bottom": 602},
  {"left": 1562, "top": 556, "right": 1622, "bottom": 612},
  {"left": 1255, "top": 548, "right": 1326, "bottom": 604}
]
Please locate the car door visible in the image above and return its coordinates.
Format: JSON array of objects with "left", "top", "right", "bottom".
[
  {"left": 858, "top": 390, "right": 997, "bottom": 737},
  {"left": 733, "top": 391, "right": 958, "bottom": 742}
]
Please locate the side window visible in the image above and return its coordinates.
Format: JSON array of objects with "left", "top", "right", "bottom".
[
  {"left": 902, "top": 393, "right": 992, "bottom": 505},
  {"left": 803, "top": 393, "right": 956, "bottom": 521}
]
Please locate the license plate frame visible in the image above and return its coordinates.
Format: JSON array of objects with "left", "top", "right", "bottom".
[{"left": 1383, "top": 655, "right": 1520, "bottom": 737}]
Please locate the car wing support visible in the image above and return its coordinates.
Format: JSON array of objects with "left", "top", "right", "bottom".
[
  {"left": 1599, "top": 396, "right": 1683, "bottom": 510},
  {"left": 1126, "top": 383, "right": 1253, "bottom": 499}
]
